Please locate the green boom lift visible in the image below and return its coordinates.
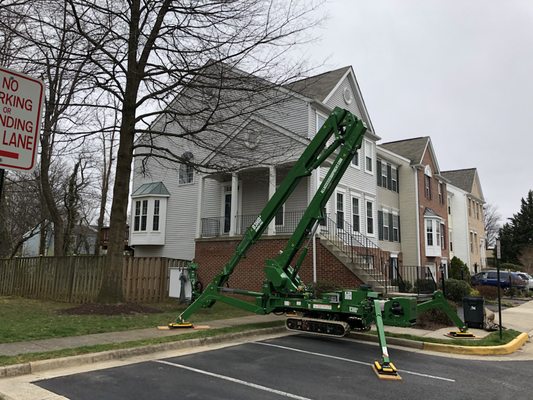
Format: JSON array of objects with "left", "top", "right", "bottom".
[{"left": 169, "top": 107, "right": 471, "bottom": 380}]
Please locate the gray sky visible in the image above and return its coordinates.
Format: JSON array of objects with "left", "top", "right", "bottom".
[{"left": 301, "top": 0, "right": 533, "bottom": 223}]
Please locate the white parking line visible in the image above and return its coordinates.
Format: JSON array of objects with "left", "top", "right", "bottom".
[
  {"left": 154, "top": 359, "right": 314, "bottom": 400},
  {"left": 254, "top": 342, "right": 456, "bottom": 383}
]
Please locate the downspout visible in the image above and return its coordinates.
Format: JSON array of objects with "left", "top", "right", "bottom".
[{"left": 414, "top": 167, "right": 421, "bottom": 266}]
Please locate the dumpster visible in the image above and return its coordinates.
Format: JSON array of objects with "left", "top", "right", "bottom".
[{"left": 462, "top": 296, "right": 484, "bottom": 329}]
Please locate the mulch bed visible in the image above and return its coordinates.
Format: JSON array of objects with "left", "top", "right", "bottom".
[{"left": 58, "top": 303, "right": 163, "bottom": 316}]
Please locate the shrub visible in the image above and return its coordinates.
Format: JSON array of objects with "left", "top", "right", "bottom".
[
  {"left": 444, "top": 278, "right": 471, "bottom": 303},
  {"left": 449, "top": 256, "right": 471, "bottom": 282},
  {"left": 500, "top": 263, "right": 522, "bottom": 272},
  {"left": 476, "top": 285, "right": 498, "bottom": 300},
  {"left": 416, "top": 307, "right": 455, "bottom": 329},
  {"left": 414, "top": 278, "right": 437, "bottom": 294},
  {"left": 390, "top": 278, "right": 412, "bottom": 293}
]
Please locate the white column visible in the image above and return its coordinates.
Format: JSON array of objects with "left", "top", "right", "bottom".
[
  {"left": 229, "top": 173, "right": 239, "bottom": 236},
  {"left": 267, "top": 166, "right": 276, "bottom": 235},
  {"left": 195, "top": 174, "right": 205, "bottom": 238}
]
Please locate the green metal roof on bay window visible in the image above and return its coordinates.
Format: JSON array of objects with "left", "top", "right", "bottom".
[{"left": 131, "top": 182, "right": 170, "bottom": 198}]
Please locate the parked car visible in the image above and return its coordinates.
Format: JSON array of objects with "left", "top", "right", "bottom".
[
  {"left": 471, "top": 270, "right": 527, "bottom": 290},
  {"left": 516, "top": 272, "right": 533, "bottom": 290}
]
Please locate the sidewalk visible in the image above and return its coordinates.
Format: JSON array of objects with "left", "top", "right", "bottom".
[{"left": 0, "top": 300, "right": 532, "bottom": 369}]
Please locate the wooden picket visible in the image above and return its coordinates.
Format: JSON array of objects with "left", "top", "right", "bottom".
[{"left": 0, "top": 256, "right": 189, "bottom": 303}]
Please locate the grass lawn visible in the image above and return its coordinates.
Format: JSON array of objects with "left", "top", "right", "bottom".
[{"left": 0, "top": 296, "right": 255, "bottom": 343}]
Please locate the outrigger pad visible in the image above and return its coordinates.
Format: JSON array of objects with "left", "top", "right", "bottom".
[
  {"left": 157, "top": 322, "right": 194, "bottom": 330},
  {"left": 372, "top": 361, "right": 402, "bottom": 381},
  {"left": 446, "top": 331, "right": 476, "bottom": 339}
]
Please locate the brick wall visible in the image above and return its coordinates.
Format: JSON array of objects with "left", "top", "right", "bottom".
[{"left": 194, "top": 236, "right": 363, "bottom": 292}]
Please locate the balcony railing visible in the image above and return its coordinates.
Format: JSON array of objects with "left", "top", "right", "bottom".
[{"left": 200, "top": 210, "right": 307, "bottom": 238}]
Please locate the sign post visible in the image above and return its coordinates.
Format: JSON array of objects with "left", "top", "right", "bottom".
[
  {"left": 496, "top": 239, "right": 503, "bottom": 340},
  {"left": 0, "top": 67, "right": 44, "bottom": 173},
  {"left": 0, "top": 67, "right": 44, "bottom": 202}
]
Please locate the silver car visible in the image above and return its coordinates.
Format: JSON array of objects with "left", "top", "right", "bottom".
[{"left": 516, "top": 272, "right": 533, "bottom": 290}]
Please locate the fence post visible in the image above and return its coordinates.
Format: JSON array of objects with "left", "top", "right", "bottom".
[{"left": 416, "top": 266, "right": 420, "bottom": 296}]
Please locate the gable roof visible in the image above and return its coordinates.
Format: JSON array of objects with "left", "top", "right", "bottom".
[
  {"left": 131, "top": 181, "right": 170, "bottom": 197},
  {"left": 379, "top": 137, "right": 430, "bottom": 164},
  {"left": 284, "top": 66, "right": 351, "bottom": 102},
  {"left": 440, "top": 169, "right": 477, "bottom": 193}
]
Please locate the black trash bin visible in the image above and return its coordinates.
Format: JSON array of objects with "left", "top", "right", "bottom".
[{"left": 462, "top": 296, "right": 484, "bottom": 329}]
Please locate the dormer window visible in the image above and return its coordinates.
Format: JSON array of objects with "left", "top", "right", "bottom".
[{"left": 179, "top": 152, "right": 194, "bottom": 184}]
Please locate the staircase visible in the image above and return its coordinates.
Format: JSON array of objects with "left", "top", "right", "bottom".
[{"left": 319, "top": 216, "right": 394, "bottom": 293}]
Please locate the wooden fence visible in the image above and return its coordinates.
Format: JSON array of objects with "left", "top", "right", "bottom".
[{"left": 0, "top": 256, "right": 189, "bottom": 303}]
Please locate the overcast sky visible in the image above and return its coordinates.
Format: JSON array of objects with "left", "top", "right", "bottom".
[{"left": 300, "top": 0, "right": 533, "bottom": 223}]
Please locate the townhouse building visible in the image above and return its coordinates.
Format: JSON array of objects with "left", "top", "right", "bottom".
[{"left": 441, "top": 169, "right": 486, "bottom": 272}]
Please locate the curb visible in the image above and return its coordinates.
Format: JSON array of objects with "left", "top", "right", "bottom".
[
  {"left": 0, "top": 326, "right": 286, "bottom": 379},
  {"left": 422, "top": 332, "right": 530, "bottom": 355},
  {"left": 350, "top": 331, "right": 530, "bottom": 356}
]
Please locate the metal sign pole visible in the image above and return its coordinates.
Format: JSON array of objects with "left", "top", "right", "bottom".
[
  {"left": 496, "top": 239, "right": 503, "bottom": 341},
  {"left": 0, "top": 168, "right": 4, "bottom": 201}
]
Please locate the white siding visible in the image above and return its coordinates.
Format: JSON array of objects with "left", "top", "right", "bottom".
[{"left": 324, "top": 75, "right": 363, "bottom": 118}]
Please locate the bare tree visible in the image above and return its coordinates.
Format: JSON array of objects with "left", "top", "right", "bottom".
[
  {"left": 484, "top": 203, "right": 501, "bottom": 248},
  {"left": 61, "top": 0, "right": 322, "bottom": 302},
  {"left": 1, "top": 1, "right": 98, "bottom": 256}
]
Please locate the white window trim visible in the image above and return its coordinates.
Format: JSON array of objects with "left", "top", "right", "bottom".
[
  {"left": 351, "top": 194, "right": 361, "bottom": 233},
  {"left": 365, "top": 198, "right": 375, "bottom": 237},
  {"left": 316, "top": 111, "right": 328, "bottom": 135},
  {"left": 363, "top": 139, "right": 374, "bottom": 175},
  {"left": 335, "top": 189, "right": 346, "bottom": 230}
]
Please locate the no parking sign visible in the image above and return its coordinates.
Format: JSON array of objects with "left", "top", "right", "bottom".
[{"left": 0, "top": 67, "right": 44, "bottom": 172}]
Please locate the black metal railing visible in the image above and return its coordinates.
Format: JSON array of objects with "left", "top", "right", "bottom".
[
  {"left": 320, "top": 214, "right": 391, "bottom": 292},
  {"left": 391, "top": 264, "right": 437, "bottom": 295}
]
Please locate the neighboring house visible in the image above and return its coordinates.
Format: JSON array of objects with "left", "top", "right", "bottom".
[
  {"left": 21, "top": 223, "right": 97, "bottom": 257},
  {"left": 379, "top": 137, "right": 450, "bottom": 280},
  {"left": 441, "top": 168, "right": 487, "bottom": 272},
  {"left": 130, "top": 64, "right": 392, "bottom": 292},
  {"left": 375, "top": 146, "right": 410, "bottom": 276}
]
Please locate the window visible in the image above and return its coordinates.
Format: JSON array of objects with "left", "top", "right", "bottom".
[
  {"left": 366, "top": 201, "right": 374, "bottom": 235},
  {"left": 391, "top": 167, "right": 398, "bottom": 192},
  {"left": 438, "top": 182, "right": 444, "bottom": 204},
  {"left": 316, "top": 112, "right": 327, "bottom": 133},
  {"left": 364, "top": 141, "right": 373, "bottom": 173},
  {"left": 424, "top": 174, "right": 432, "bottom": 199},
  {"left": 381, "top": 162, "right": 388, "bottom": 187},
  {"left": 152, "top": 200, "right": 160, "bottom": 231},
  {"left": 436, "top": 222, "right": 441, "bottom": 247},
  {"left": 134, "top": 201, "right": 141, "bottom": 231},
  {"left": 352, "top": 197, "right": 360, "bottom": 232},
  {"left": 470, "top": 232, "right": 474, "bottom": 252},
  {"left": 426, "top": 220, "right": 433, "bottom": 246},
  {"left": 393, "top": 215, "right": 400, "bottom": 242},
  {"left": 468, "top": 199, "right": 472, "bottom": 216},
  {"left": 448, "top": 196, "right": 451, "bottom": 214},
  {"left": 351, "top": 151, "right": 359, "bottom": 167},
  {"left": 336, "top": 192, "right": 344, "bottom": 229},
  {"left": 179, "top": 152, "right": 194, "bottom": 184},
  {"left": 440, "top": 223, "right": 446, "bottom": 250},
  {"left": 140, "top": 200, "right": 148, "bottom": 231},
  {"left": 474, "top": 232, "right": 478, "bottom": 254},
  {"left": 382, "top": 211, "right": 389, "bottom": 241}
]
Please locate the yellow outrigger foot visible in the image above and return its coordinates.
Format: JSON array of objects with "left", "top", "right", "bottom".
[
  {"left": 157, "top": 322, "right": 194, "bottom": 330},
  {"left": 372, "top": 361, "right": 402, "bottom": 381},
  {"left": 446, "top": 331, "right": 476, "bottom": 338}
]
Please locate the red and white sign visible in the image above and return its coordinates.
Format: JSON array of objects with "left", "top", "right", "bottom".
[{"left": 0, "top": 67, "right": 44, "bottom": 172}]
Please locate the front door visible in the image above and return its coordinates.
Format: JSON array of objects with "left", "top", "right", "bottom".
[{"left": 223, "top": 193, "right": 231, "bottom": 234}]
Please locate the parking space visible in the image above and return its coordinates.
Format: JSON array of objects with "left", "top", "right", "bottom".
[{"left": 35, "top": 334, "right": 532, "bottom": 400}]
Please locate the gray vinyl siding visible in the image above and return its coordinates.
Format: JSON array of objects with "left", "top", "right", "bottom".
[
  {"left": 323, "top": 75, "right": 363, "bottom": 118},
  {"left": 397, "top": 165, "right": 419, "bottom": 265},
  {"left": 257, "top": 95, "right": 309, "bottom": 138}
]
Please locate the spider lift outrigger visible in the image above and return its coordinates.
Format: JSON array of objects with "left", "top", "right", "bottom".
[{"left": 168, "top": 107, "right": 472, "bottom": 380}]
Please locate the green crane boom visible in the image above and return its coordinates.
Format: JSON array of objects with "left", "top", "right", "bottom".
[{"left": 170, "top": 107, "right": 471, "bottom": 381}]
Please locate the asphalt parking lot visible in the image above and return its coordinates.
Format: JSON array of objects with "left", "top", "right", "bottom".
[{"left": 35, "top": 334, "right": 532, "bottom": 400}]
